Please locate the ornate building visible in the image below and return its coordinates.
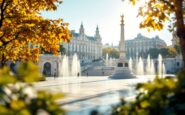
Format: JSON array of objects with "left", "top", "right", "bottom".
[
  {"left": 172, "top": 31, "right": 180, "bottom": 47},
  {"left": 125, "top": 33, "right": 167, "bottom": 59},
  {"left": 63, "top": 23, "right": 102, "bottom": 63}
]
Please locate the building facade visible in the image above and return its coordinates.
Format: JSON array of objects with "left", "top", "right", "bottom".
[
  {"left": 39, "top": 54, "right": 61, "bottom": 77},
  {"left": 172, "top": 31, "right": 180, "bottom": 47},
  {"left": 125, "top": 33, "right": 167, "bottom": 59},
  {"left": 63, "top": 23, "right": 102, "bottom": 63}
]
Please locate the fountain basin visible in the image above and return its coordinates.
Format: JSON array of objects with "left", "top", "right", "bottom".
[{"left": 109, "top": 67, "right": 135, "bottom": 79}]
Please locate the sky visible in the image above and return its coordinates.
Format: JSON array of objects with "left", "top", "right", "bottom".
[{"left": 42, "top": 0, "right": 172, "bottom": 46}]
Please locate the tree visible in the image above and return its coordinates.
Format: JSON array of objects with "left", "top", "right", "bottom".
[
  {"left": 103, "top": 47, "right": 111, "bottom": 58},
  {"left": 129, "top": 0, "right": 185, "bottom": 67},
  {"left": 148, "top": 48, "right": 159, "bottom": 58},
  {"left": 0, "top": 0, "right": 72, "bottom": 66},
  {"left": 110, "top": 48, "right": 120, "bottom": 58},
  {"left": 148, "top": 47, "right": 177, "bottom": 58},
  {"left": 174, "top": 44, "right": 181, "bottom": 55},
  {"left": 103, "top": 47, "right": 119, "bottom": 58},
  {"left": 167, "top": 47, "right": 177, "bottom": 57}
]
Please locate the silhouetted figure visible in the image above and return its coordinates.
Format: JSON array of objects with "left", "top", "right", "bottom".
[
  {"left": 54, "top": 73, "right": 56, "bottom": 79},
  {"left": 77, "top": 72, "right": 80, "bottom": 77}
]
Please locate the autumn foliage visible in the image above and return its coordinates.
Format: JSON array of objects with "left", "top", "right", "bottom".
[
  {"left": 0, "top": 62, "right": 65, "bottom": 114},
  {"left": 129, "top": 0, "right": 185, "bottom": 67},
  {"left": 0, "top": 0, "right": 72, "bottom": 64}
]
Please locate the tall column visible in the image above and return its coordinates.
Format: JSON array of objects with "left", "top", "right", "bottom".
[{"left": 119, "top": 15, "right": 126, "bottom": 60}]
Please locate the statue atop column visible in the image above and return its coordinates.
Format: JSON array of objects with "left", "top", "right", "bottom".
[{"left": 109, "top": 15, "right": 135, "bottom": 79}]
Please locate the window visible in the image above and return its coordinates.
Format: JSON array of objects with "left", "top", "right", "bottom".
[
  {"left": 118, "top": 63, "right": 123, "bottom": 67},
  {"left": 125, "top": 63, "right": 128, "bottom": 67}
]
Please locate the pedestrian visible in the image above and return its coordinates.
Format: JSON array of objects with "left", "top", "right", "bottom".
[
  {"left": 54, "top": 73, "right": 56, "bottom": 79},
  {"left": 77, "top": 72, "right": 80, "bottom": 77}
]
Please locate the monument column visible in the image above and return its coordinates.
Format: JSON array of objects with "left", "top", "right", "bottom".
[
  {"left": 109, "top": 15, "right": 135, "bottom": 79},
  {"left": 119, "top": 15, "right": 126, "bottom": 60}
]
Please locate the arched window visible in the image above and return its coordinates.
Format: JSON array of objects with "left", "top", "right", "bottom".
[{"left": 43, "top": 62, "right": 52, "bottom": 77}]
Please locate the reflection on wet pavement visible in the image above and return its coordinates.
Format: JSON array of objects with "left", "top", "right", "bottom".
[{"left": 34, "top": 76, "right": 156, "bottom": 115}]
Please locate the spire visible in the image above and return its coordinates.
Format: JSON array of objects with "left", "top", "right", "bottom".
[
  {"left": 95, "top": 25, "right": 101, "bottom": 39},
  {"left": 79, "top": 22, "right": 84, "bottom": 35},
  {"left": 96, "top": 25, "right": 99, "bottom": 35},
  {"left": 96, "top": 25, "right": 99, "bottom": 31},
  {"left": 80, "top": 22, "right": 84, "bottom": 28}
]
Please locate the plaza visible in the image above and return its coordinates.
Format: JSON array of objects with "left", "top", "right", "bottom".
[
  {"left": 35, "top": 75, "right": 156, "bottom": 115},
  {"left": 0, "top": 0, "right": 184, "bottom": 115},
  {"left": 33, "top": 14, "right": 179, "bottom": 115}
]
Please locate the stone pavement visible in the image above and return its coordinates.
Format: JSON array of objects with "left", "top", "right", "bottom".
[{"left": 34, "top": 76, "right": 155, "bottom": 113}]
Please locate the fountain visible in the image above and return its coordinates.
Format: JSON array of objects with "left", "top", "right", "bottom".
[
  {"left": 109, "top": 57, "right": 113, "bottom": 66},
  {"left": 145, "top": 55, "right": 155, "bottom": 75},
  {"left": 71, "top": 53, "right": 81, "bottom": 77},
  {"left": 128, "top": 58, "right": 133, "bottom": 72},
  {"left": 146, "top": 55, "right": 151, "bottom": 74},
  {"left": 105, "top": 53, "right": 109, "bottom": 66},
  {"left": 133, "top": 54, "right": 166, "bottom": 76},
  {"left": 158, "top": 54, "right": 162, "bottom": 75},
  {"left": 150, "top": 59, "right": 155, "bottom": 75},
  {"left": 162, "top": 63, "right": 166, "bottom": 76},
  {"left": 157, "top": 54, "right": 167, "bottom": 77},
  {"left": 134, "top": 53, "right": 138, "bottom": 75},
  {"left": 60, "top": 55, "right": 69, "bottom": 77},
  {"left": 59, "top": 54, "right": 81, "bottom": 77},
  {"left": 136, "top": 57, "right": 144, "bottom": 75}
]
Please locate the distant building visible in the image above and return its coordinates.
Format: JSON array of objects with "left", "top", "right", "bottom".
[
  {"left": 37, "top": 23, "right": 102, "bottom": 77},
  {"left": 164, "top": 57, "right": 183, "bottom": 74},
  {"left": 172, "top": 31, "right": 180, "bottom": 47},
  {"left": 103, "top": 43, "right": 118, "bottom": 50},
  {"left": 125, "top": 33, "right": 167, "bottom": 59},
  {"left": 63, "top": 23, "right": 102, "bottom": 64},
  {"left": 103, "top": 43, "right": 111, "bottom": 48},
  {"left": 39, "top": 54, "right": 60, "bottom": 77}
]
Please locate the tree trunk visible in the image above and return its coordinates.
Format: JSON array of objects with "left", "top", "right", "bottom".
[
  {"left": 175, "top": 0, "right": 185, "bottom": 68},
  {"left": 179, "top": 34, "right": 185, "bottom": 68},
  {"left": 0, "top": 53, "right": 6, "bottom": 68}
]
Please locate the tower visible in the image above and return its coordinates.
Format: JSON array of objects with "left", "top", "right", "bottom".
[
  {"left": 79, "top": 22, "right": 85, "bottom": 35},
  {"left": 119, "top": 15, "right": 126, "bottom": 60},
  {"left": 95, "top": 25, "right": 101, "bottom": 40}
]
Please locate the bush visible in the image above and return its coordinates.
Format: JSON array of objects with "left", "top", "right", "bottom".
[
  {"left": 0, "top": 62, "right": 65, "bottom": 115},
  {"left": 112, "top": 70, "right": 185, "bottom": 115}
]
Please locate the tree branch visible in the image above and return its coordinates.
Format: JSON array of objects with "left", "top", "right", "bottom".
[
  {"left": 0, "top": 0, "right": 11, "bottom": 28},
  {"left": 0, "top": 31, "right": 21, "bottom": 48},
  {"left": 0, "top": 0, "right": 6, "bottom": 28},
  {"left": 0, "top": 31, "right": 5, "bottom": 39},
  {"left": 161, "top": 0, "right": 175, "bottom": 10}
]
